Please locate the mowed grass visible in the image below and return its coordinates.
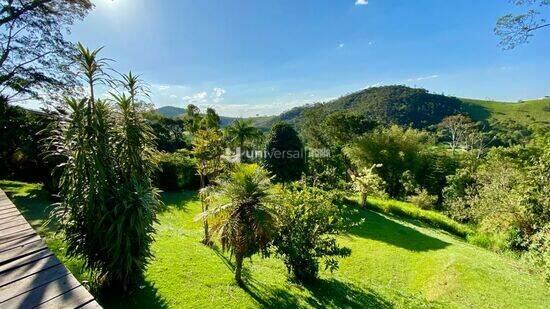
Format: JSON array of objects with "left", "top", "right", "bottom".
[{"left": 1, "top": 180, "right": 549, "bottom": 308}]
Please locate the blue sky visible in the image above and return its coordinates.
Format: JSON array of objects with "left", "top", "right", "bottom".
[{"left": 65, "top": 0, "right": 550, "bottom": 117}]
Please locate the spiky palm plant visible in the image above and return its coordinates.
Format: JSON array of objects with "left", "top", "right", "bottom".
[
  {"left": 203, "top": 164, "right": 277, "bottom": 284},
  {"left": 225, "top": 119, "right": 261, "bottom": 158},
  {"left": 47, "top": 44, "right": 159, "bottom": 292}
]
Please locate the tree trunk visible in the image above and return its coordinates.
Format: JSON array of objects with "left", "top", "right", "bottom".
[
  {"left": 360, "top": 192, "right": 367, "bottom": 208},
  {"left": 235, "top": 252, "right": 244, "bottom": 285},
  {"left": 199, "top": 173, "right": 210, "bottom": 245}
]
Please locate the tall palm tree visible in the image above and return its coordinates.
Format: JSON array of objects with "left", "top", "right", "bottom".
[
  {"left": 203, "top": 164, "right": 277, "bottom": 284},
  {"left": 225, "top": 119, "right": 261, "bottom": 158}
]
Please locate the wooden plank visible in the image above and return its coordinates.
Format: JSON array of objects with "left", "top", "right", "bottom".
[
  {"left": 0, "top": 222, "right": 33, "bottom": 236},
  {"left": 0, "top": 264, "right": 69, "bottom": 302},
  {"left": 0, "top": 216, "right": 28, "bottom": 229},
  {"left": 0, "top": 254, "right": 61, "bottom": 287},
  {"left": 0, "top": 206, "right": 18, "bottom": 215},
  {"left": 0, "top": 274, "right": 81, "bottom": 308},
  {"left": 0, "top": 239, "right": 47, "bottom": 264},
  {"left": 0, "top": 189, "right": 101, "bottom": 308},
  {"left": 0, "top": 227, "right": 35, "bottom": 245},
  {"left": 0, "top": 210, "right": 20, "bottom": 220},
  {"left": 0, "top": 213, "right": 27, "bottom": 226},
  {"left": 36, "top": 285, "right": 95, "bottom": 309},
  {"left": 0, "top": 200, "right": 15, "bottom": 209},
  {"left": 0, "top": 233, "right": 41, "bottom": 253},
  {"left": 78, "top": 300, "right": 103, "bottom": 309},
  {"left": 0, "top": 248, "right": 53, "bottom": 274}
]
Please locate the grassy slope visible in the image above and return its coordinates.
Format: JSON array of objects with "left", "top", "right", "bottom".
[
  {"left": 1, "top": 180, "right": 549, "bottom": 308},
  {"left": 459, "top": 98, "right": 550, "bottom": 125}
]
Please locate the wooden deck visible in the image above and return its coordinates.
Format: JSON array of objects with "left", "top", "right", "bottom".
[{"left": 0, "top": 189, "right": 101, "bottom": 309}]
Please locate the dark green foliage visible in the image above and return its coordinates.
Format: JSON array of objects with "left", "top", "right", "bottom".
[
  {"left": 263, "top": 122, "right": 305, "bottom": 183},
  {"left": 489, "top": 119, "right": 533, "bottom": 147},
  {"left": 273, "top": 184, "right": 352, "bottom": 283},
  {"left": 146, "top": 113, "right": 189, "bottom": 152},
  {"left": 299, "top": 110, "right": 377, "bottom": 190},
  {"left": 0, "top": 100, "right": 52, "bottom": 184},
  {"left": 48, "top": 46, "right": 159, "bottom": 292},
  {"left": 154, "top": 151, "right": 199, "bottom": 191}
]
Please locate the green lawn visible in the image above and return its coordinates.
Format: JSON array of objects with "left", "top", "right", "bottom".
[{"left": 1, "top": 180, "right": 549, "bottom": 308}]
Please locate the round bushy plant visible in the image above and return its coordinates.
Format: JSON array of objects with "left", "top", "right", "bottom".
[{"left": 273, "top": 184, "right": 352, "bottom": 283}]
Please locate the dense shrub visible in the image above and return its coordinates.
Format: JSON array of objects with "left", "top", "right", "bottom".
[
  {"left": 263, "top": 122, "right": 305, "bottom": 183},
  {"left": 443, "top": 133, "right": 549, "bottom": 254},
  {"left": 273, "top": 185, "right": 352, "bottom": 282},
  {"left": 155, "top": 151, "right": 199, "bottom": 191},
  {"left": 525, "top": 224, "right": 550, "bottom": 283},
  {"left": 346, "top": 125, "right": 440, "bottom": 198},
  {"left": 407, "top": 188, "right": 438, "bottom": 210},
  {"left": 0, "top": 101, "right": 53, "bottom": 185}
]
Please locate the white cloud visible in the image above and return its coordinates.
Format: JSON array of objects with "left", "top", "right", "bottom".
[
  {"left": 355, "top": 0, "right": 368, "bottom": 5},
  {"left": 337, "top": 43, "right": 345, "bottom": 49},
  {"left": 212, "top": 87, "right": 226, "bottom": 103},
  {"left": 169, "top": 94, "right": 178, "bottom": 99},
  {"left": 183, "top": 91, "right": 208, "bottom": 103},
  {"left": 406, "top": 74, "right": 439, "bottom": 82}
]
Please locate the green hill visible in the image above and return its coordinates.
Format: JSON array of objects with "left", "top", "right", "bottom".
[
  {"left": 460, "top": 97, "right": 550, "bottom": 126},
  {"left": 155, "top": 87, "right": 550, "bottom": 130},
  {"left": 277, "top": 86, "right": 550, "bottom": 128}
]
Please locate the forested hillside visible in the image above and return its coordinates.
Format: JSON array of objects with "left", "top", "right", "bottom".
[{"left": 156, "top": 86, "right": 549, "bottom": 130}]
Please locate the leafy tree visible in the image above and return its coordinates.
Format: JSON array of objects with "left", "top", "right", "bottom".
[
  {"left": 225, "top": 119, "right": 261, "bottom": 158},
  {"left": 344, "top": 125, "right": 433, "bottom": 197},
  {"left": 264, "top": 122, "right": 305, "bottom": 183},
  {"left": 201, "top": 107, "right": 221, "bottom": 129},
  {"left": 273, "top": 184, "right": 352, "bottom": 283},
  {"left": 0, "top": 0, "right": 93, "bottom": 102},
  {"left": 202, "top": 164, "right": 277, "bottom": 284},
  {"left": 300, "top": 110, "right": 377, "bottom": 190},
  {"left": 192, "top": 128, "right": 225, "bottom": 244},
  {"left": 495, "top": 0, "right": 550, "bottom": 49},
  {"left": 183, "top": 104, "right": 202, "bottom": 133},
  {"left": 350, "top": 164, "right": 387, "bottom": 207},
  {"left": 47, "top": 45, "right": 159, "bottom": 292},
  {"left": 437, "top": 114, "right": 476, "bottom": 153},
  {"left": 146, "top": 113, "right": 189, "bottom": 152}
]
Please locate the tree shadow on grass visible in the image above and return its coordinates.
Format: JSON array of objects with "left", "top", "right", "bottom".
[
  {"left": 240, "top": 278, "right": 303, "bottom": 308},
  {"left": 97, "top": 280, "right": 168, "bottom": 309},
  {"left": 241, "top": 278, "right": 392, "bottom": 309},
  {"left": 304, "top": 279, "right": 393, "bottom": 309},
  {"left": 348, "top": 208, "right": 450, "bottom": 252},
  {"left": 157, "top": 190, "right": 197, "bottom": 213}
]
